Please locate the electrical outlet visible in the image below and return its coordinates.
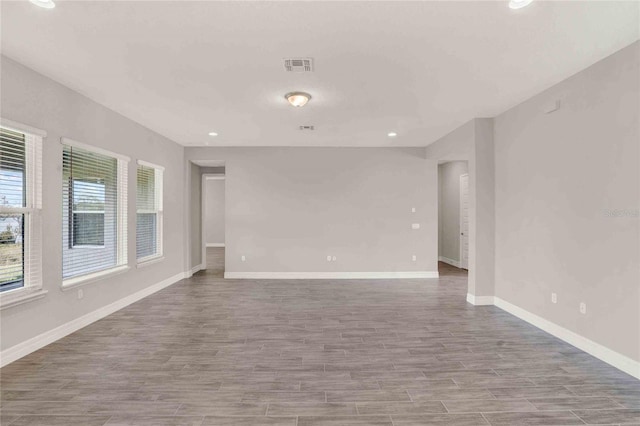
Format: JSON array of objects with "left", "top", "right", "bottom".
[
  {"left": 77, "top": 289, "right": 84, "bottom": 300},
  {"left": 411, "top": 223, "right": 420, "bottom": 230},
  {"left": 241, "top": 255, "right": 246, "bottom": 262},
  {"left": 412, "top": 255, "right": 417, "bottom": 262},
  {"left": 327, "top": 255, "right": 332, "bottom": 262},
  {"left": 580, "top": 302, "right": 587, "bottom": 314},
  {"left": 551, "top": 293, "right": 557, "bottom": 304}
]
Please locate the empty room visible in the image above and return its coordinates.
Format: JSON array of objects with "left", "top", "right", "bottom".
[{"left": 0, "top": 1, "right": 639, "bottom": 425}]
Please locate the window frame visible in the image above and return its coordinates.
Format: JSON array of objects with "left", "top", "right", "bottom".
[
  {"left": 60, "top": 137, "right": 129, "bottom": 290},
  {"left": 0, "top": 118, "right": 46, "bottom": 310},
  {"left": 136, "top": 159, "right": 164, "bottom": 266}
]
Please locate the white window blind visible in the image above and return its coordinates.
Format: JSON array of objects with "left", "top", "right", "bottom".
[
  {"left": 62, "top": 140, "right": 128, "bottom": 283},
  {"left": 0, "top": 126, "right": 42, "bottom": 294},
  {"left": 136, "top": 161, "right": 163, "bottom": 263}
]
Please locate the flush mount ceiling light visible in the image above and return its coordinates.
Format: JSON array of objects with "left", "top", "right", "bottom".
[
  {"left": 208, "top": 132, "right": 218, "bottom": 137},
  {"left": 29, "top": 0, "right": 55, "bottom": 8},
  {"left": 509, "top": 0, "right": 533, "bottom": 9},
  {"left": 285, "top": 92, "right": 311, "bottom": 107},
  {"left": 388, "top": 132, "right": 398, "bottom": 137}
]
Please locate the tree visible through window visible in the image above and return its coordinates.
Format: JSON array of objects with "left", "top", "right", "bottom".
[
  {"left": 0, "top": 125, "right": 42, "bottom": 295},
  {"left": 0, "top": 129, "right": 26, "bottom": 291}
]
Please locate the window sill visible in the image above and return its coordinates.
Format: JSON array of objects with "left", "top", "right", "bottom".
[
  {"left": 0, "top": 288, "right": 48, "bottom": 310},
  {"left": 136, "top": 256, "right": 165, "bottom": 269},
  {"left": 61, "top": 265, "right": 130, "bottom": 291}
]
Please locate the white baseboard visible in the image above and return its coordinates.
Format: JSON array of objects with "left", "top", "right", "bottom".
[
  {"left": 494, "top": 297, "right": 640, "bottom": 380},
  {"left": 439, "top": 256, "right": 461, "bottom": 268},
  {"left": 206, "top": 243, "right": 225, "bottom": 248},
  {"left": 185, "top": 264, "right": 204, "bottom": 278},
  {"left": 466, "top": 293, "right": 495, "bottom": 306},
  {"left": 0, "top": 271, "right": 186, "bottom": 368},
  {"left": 224, "top": 271, "right": 439, "bottom": 279}
]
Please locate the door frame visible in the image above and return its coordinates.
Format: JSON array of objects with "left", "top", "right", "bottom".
[
  {"left": 201, "top": 173, "right": 225, "bottom": 271},
  {"left": 459, "top": 173, "right": 469, "bottom": 270}
]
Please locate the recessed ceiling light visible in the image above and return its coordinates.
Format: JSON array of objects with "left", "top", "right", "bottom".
[
  {"left": 388, "top": 132, "right": 398, "bottom": 137},
  {"left": 29, "top": 0, "right": 55, "bottom": 9},
  {"left": 509, "top": 0, "right": 533, "bottom": 9},
  {"left": 285, "top": 92, "right": 311, "bottom": 107},
  {"left": 208, "top": 132, "right": 218, "bottom": 137}
]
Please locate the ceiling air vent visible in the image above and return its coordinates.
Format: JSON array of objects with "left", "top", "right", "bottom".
[
  {"left": 299, "top": 125, "right": 315, "bottom": 131},
  {"left": 284, "top": 58, "right": 314, "bottom": 72}
]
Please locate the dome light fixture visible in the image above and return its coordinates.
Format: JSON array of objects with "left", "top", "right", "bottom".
[
  {"left": 285, "top": 92, "right": 312, "bottom": 107},
  {"left": 29, "top": 0, "right": 55, "bottom": 9},
  {"left": 509, "top": 0, "right": 533, "bottom": 9},
  {"left": 388, "top": 132, "right": 398, "bottom": 137}
]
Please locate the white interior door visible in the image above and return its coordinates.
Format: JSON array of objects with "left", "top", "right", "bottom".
[{"left": 460, "top": 174, "right": 469, "bottom": 269}]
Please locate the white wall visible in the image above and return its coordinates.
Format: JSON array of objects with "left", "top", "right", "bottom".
[
  {"left": 425, "top": 120, "right": 474, "bottom": 163},
  {"left": 0, "top": 56, "right": 186, "bottom": 353},
  {"left": 205, "top": 178, "right": 225, "bottom": 245},
  {"left": 494, "top": 41, "right": 640, "bottom": 364},
  {"left": 438, "top": 161, "right": 468, "bottom": 263},
  {"left": 470, "top": 118, "right": 496, "bottom": 299},
  {"left": 185, "top": 147, "right": 438, "bottom": 276}
]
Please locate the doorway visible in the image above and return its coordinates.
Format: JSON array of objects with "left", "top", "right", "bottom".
[
  {"left": 437, "top": 161, "right": 469, "bottom": 274},
  {"left": 201, "top": 174, "right": 225, "bottom": 277}
]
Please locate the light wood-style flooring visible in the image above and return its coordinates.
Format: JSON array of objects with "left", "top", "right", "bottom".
[{"left": 1, "top": 248, "right": 639, "bottom": 425}]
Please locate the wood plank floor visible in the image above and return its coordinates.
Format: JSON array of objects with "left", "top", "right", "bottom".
[{"left": 1, "top": 248, "right": 639, "bottom": 425}]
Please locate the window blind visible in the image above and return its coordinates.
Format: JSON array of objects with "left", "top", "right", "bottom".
[
  {"left": 0, "top": 126, "right": 42, "bottom": 293},
  {"left": 62, "top": 142, "right": 128, "bottom": 280},
  {"left": 136, "top": 161, "right": 163, "bottom": 262}
]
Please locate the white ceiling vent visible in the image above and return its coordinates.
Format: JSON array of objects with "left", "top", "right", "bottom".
[
  {"left": 284, "top": 58, "right": 314, "bottom": 72},
  {"left": 299, "top": 125, "right": 315, "bottom": 131}
]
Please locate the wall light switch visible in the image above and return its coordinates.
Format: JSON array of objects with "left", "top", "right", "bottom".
[
  {"left": 77, "top": 289, "right": 84, "bottom": 300},
  {"left": 551, "top": 293, "right": 557, "bottom": 304},
  {"left": 327, "top": 255, "right": 332, "bottom": 262},
  {"left": 411, "top": 207, "right": 416, "bottom": 213},
  {"left": 332, "top": 256, "right": 337, "bottom": 261},
  {"left": 411, "top": 223, "right": 420, "bottom": 230},
  {"left": 412, "top": 255, "right": 417, "bottom": 262},
  {"left": 580, "top": 302, "right": 587, "bottom": 314},
  {"left": 241, "top": 255, "right": 246, "bottom": 262}
]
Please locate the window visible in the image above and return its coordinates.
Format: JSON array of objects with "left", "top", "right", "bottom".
[
  {"left": 71, "top": 179, "right": 106, "bottom": 247},
  {"left": 0, "top": 123, "right": 42, "bottom": 299},
  {"left": 62, "top": 139, "right": 128, "bottom": 286},
  {"left": 136, "top": 161, "right": 163, "bottom": 263}
]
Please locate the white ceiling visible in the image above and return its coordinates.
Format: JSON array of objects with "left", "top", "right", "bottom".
[
  {"left": 193, "top": 160, "right": 226, "bottom": 168},
  {"left": 1, "top": 1, "right": 638, "bottom": 147}
]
